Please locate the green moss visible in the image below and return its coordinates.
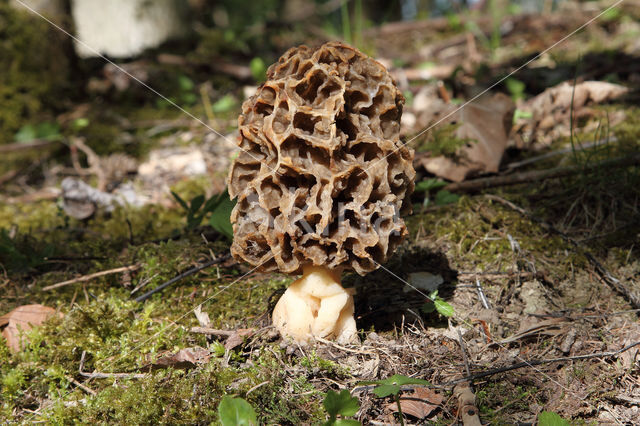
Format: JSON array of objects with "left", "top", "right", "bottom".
[
  {"left": 413, "top": 122, "right": 470, "bottom": 158},
  {"left": 0, "top": 0, "right": 70, "bottom": 144},
  {"left": 0, "top": 200, "right": 64, "bottom": 232},
  {"left": 476, "top": 382, "right": 543, "bottom": 424}
]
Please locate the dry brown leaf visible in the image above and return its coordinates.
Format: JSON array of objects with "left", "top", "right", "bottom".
[
  {"left": 386, "top": 386, "right": 443, "bottom": 419},
  {"left": 493, "top": 317, "right": 566, "bottom": 345},
  {"left": 418, "top": 93, "right": 515, "bottom": 182},
  {"left": 527, "top": 81, "right": 628, "bottom": 121},
  {"left": 145, "top": 346, "right": 211, "bottom": 371},
  {"left": 224, "top": 328, "right": 255, "bottom": 350},
  {"left": 515, "top": 80, "right": 628, "bottom": 147},
  {"left": 193, "top": 305, "right": 211, "bottom": 328},
  {"left": 0, "top": 304, "right": 62, "bottom": 353}
]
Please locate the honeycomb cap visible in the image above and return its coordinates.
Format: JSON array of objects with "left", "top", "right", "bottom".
[{"left": 228, "top": 42, "right": 415, "bottom": 275}]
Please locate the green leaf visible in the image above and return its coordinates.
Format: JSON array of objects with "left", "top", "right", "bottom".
[
  {"left": 372, "top": 384, "right": 400, "bottom": 398},
  {"left": 181, "top": 92, "right": 198, "bottom": 105},
  {"left": 434, "top": 299, "right": 454, "bottom": 317},
  {"left": 177, "top": 74, "right": 195, "bottom": 91},
  {"left": 538, "top": 411, "right": 570, "bottom": 426},
  {"left": 14, "top": 124, "right": 37, "bottom": 142},
  {"left": 170, "top": 191, "right": 189, "bottom": 211},
  {"left": 72, "top": 117, "right": 90, "bottom": 130},
  {"left": 505, "top": 77, "right": 526, "bottom": 101},
  {"left": 249, "top": 57, "right": 267, "bottom": 82},
  {"left": 13, "top": 122, "right": 60, "bottom": 142},
  {"left": 361, "top": 374, "right": 430, "bottom": 391},
  {"left": 209, "top": 189, "right": 235, "bottom": 240},
  {"left": 189, "top": 195, "right": 205, "bottom": 214},
  {"left": 415, "top": 178, "right": 447, "bottom": 193},
  {"left": 385, "top": 374, "right": 430, "bottom": 386},
  {"left": 36, "top": 121, "right": 61, "bottom": 140},
  {"left": 323, "top": 390, "right": 360, "bottom": 418},
  {"left": 421, "top": 302, "right": 435, "bottom": 314},
  {"left": 513, "top": 109, "right": 533, "bottom": 120},
  {"left": 218, "top": 396, "right": 258, "bottom": 426},
  {"left": 417, "top": 61, "right": 436, "bottom": 70},
  {"left": 212, "top": 95, "right": 236, "bottom": 113},
  {"left": 434, "top": 190, "right": 460, "bottom": 205}
]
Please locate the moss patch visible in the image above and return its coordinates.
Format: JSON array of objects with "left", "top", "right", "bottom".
[{"left": 0, "top": 1, "right": 70, "bottom": 144}]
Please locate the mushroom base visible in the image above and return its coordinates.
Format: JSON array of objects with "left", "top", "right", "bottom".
[{"left": 272, "top": 265, "right": 357, "bottom": 344}]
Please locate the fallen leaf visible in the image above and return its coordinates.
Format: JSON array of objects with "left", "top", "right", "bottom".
[
  {"left": 493, "top": 317, "right": 566, "bottom": 345},
  {"left": 418, "top": 93, "right": 515, "bottom": 182},
  {"left": 515, "top": 80, "right": 628, "bottom": 147},
  {"left": 0, "top": 304, "right": 62, "bottom": 352},
  {"left": 224, "top": 328, "right": 255, "bottom": 350},
  {"left": 193, "top": 305, "right": 211, "bottom": 328},
  {"left": 386, "top": 386, "right": 443, "bottom": 419},
  {"left": 144, "top": 346, "right": 211, "bottom": 371}
]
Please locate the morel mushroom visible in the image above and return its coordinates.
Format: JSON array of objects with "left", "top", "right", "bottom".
[{"left": 228, "top": 42, "right": 415, "bottom": 344}]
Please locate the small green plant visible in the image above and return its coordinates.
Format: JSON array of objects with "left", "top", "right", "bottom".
[
  {"left": 505, "top": 77, "right": 526, "bottom": 102},
  {"left": 156, "top": 75, "right": 198, "bottom": 108},
  {"left": 171, "top": 189, "right": 235, "bottom": 239},
  {"left": 249, "top": 57, "right": 267, "bottom": 82},
  {"left": 359, "top": 375, "right": 430, "bottom": 426},
  {"left": 322, "top": 389, "right": 360, "bottom": 426},
  {"left": 14, "top": 121, "right": 61, "bottom": 142},
  {"left": 537, "top": 410, "right": 570, "bottom": 426},
  {"left": 211, "top": 94, "right": 236, "bottom": 114},
  {"left": 218, "top": 396, "right": 258, "bottom": 426},
  {"left": 414, "top": 178, "right": 460, "bottom": 207},
  {"left": 421, "top": 290, "right": 454, "bottom": 317},
  {"left": 340, "top": 0, "right": 364, "bottom": 49}
]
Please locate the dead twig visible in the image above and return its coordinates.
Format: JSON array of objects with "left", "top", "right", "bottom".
[
  {"left": 79, "top": 351, "right": 146, "bottom": 379},
  {"left": 457, "top": 270, "right": 545, "bottom": 282},
  {"left": 0, "top": 139, "right": 59, "bottom": 153},
  {"left": 190, "top": 327, "right": 247, "bottom": 337},
  {"left": 70, "top": 137, "right": 107, "bottom": 191},
  {"left": 444, "top": 152, "right": 640, "bottom": 193},
  {"left": 65, "top": 375, "right": 97, "bottom": 396},
  {"left": 442, "top": 340, "right": 640, "bottom": 387},
  {"left": 485, "top": 194, "right": 640, "bottom": 309},
  {"left": 42, "top": 264, "right": 141, "bottom": 291},
  {"left": 475, "top": 279, "right": 491, "bottom": 310},
  {"left": 134, "top": 253, "right": 231, "bottom": 303}
]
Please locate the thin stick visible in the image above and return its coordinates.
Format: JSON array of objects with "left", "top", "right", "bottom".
[
  {"left": 42, "top": 264, "right": 141, "bottom": 291},
  {"left": 475, "top": 279, "right": 491, "bottom": 310},
  {"left": 78, "top": 371, "right": 147, "bottom": 379},
  {"left": 442, "top": 340, "right": 640, "bottom": 387},
  {"left": 444, "top": 153, "right": 640, "bottom": 193},
  {"left": 134, "top": 253, "right": 231, "bottom": 303},
  {"left": 0, "top": 139, "right": 59, "bottom": 153},
  {"left": 486, "top": 194, "right": 640, "bottom": 308},
  {"left": 457, "top": 270, "right": 543, "bottom": 281},
  {"left": 65, "top": 375, "right": 97, "bottom": 396},
  {"left": 457, "top": 329, "right": 471, "bottom": 378},
  {"left": 190, "top": 327, "right": 237, "bottom": 337},
  {"left": 78, "top": 351, "right": 146, "bottom": 379}
]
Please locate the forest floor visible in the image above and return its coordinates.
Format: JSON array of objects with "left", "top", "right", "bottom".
[{"left": 1, "top": 1, "right": 640, "bottom": 424}]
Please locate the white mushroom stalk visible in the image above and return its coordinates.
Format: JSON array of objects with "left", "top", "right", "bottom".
[
  {"left": 272, "top": 265, "right": 356, "bottom": 344},
  {"left": 227, "top": 42, "right": 415, "bottom": 344}
]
